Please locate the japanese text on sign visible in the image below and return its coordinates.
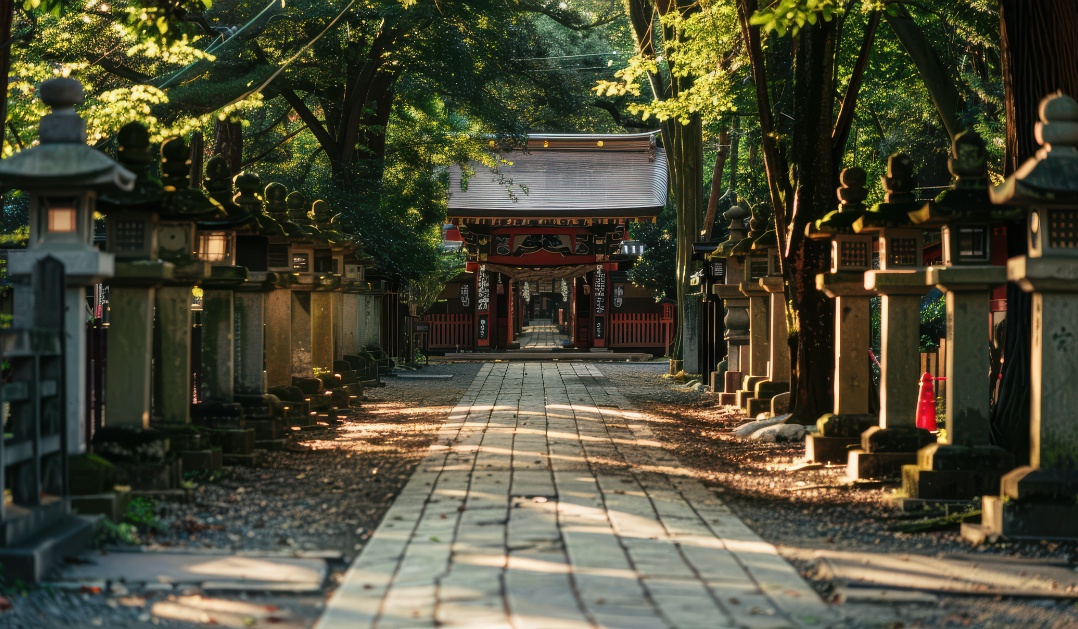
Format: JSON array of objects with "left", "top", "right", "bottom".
[
  {"left": 593, "top": 264, "right": 606, "bottom": 315},
  {"left": 477, "top": 265, "right": 490, "bottom": 312}
]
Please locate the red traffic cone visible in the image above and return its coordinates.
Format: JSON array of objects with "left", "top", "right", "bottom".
[{"left": 916, "top": 372, "right": 939, "bottom": 430}]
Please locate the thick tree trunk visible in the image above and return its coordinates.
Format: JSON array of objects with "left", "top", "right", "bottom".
[
  {"left": 992, "top": 0, "right": 1078, "bottom": 464},
  {"left": 783, "top": 20, "right": 838, "bottom": 425},
  {"left": 213, "top": 118, "right": 243, "bottom": 175},
  {"left": 673, "top": 116, "right": 704, "bottom": 372}
]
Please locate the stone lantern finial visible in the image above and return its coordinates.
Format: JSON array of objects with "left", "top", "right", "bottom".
[
  {"left": 883, "top": 153, "right": 916, "bottom": 204},
  {"left": 949, "top": 131, "right": 989, "bottom": 189},
  {"left": 1034, "top": 92, "right": 1078, "bottom": 151},
  {"left": 160, "top": 138, "right": 190, "bottom": 191},
  {"left": 265, "top": 182, "right": 288, "bottom": 219},
  {"left": 724, "top": 202, "right": 749, "bottom": 230},
  {"left": 204, "top": 155, "right": 233, "bottom": 197},
  {"left": 286, "top": 190, "right": 308, "bottom": 222},
  {"left": 233, "top": 171, "right": 264, "bottom": 215},
  {"left": 311, "top": 199, "right": 336, "bottom": 227},
  {"left": 38, "top": 78, "right": 87, "bottom": 145},
  {"left": 116, "top": 122, "right": 154, "bottom": 179},
  {"left": 837, "top": 167, "right": 868, "bottom": 213}
]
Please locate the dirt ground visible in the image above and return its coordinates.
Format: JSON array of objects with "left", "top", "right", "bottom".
[
  {"left": 596, "top": 362, "right": 1078, "bottom": 629},
  {"left": 1, "top": 362, "right": 480, "bottom": 629}
]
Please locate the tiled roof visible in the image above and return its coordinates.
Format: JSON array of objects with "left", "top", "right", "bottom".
[{"left": 448, "top": 132, "right": 668, "bottom": 218}]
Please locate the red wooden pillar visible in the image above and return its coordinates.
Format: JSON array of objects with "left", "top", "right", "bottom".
[
  {"left": 476, "top": 265, "right": 491, "bottom": 348},
  {"left": 506, "top": 279, "right": 515, "bottom": 345},
  {"left": 591, "top": 264, "right": 610, "bottom": 348}
]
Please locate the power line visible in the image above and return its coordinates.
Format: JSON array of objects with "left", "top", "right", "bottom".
[{"left": 511, "top": 52, "right": 627, "bottom": 61}]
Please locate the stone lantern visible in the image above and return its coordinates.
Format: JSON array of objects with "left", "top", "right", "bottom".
[
  {"left": 0, "top": 78, "right": 134, "bottom": 455},
  {"left": 710, "top": 202, "right": 751, "bottom": 404},
  {"left": 230, "top": 171, "right": 292, "bottom": 448},
  {"left": 747, "top": 212, "right": 789, "bottom": 416},
  {"left": 733, "top": 206, "right": 771, "bottom": 410},
  {"left": 901, "top": 131, "right": 1017, "bottom": 501},
  {"left": 847, "top": 153, "right": 936, "bottom": 479},
  {"left": 97, "top": 122, "right": 174, "bottom": 437},
  {"left": 972, "top": 93, "right": 1078, "bottom": 540},
  {"left": 196, "top": 156, "right": 252, "bottom": 405},
  {"left": 153, "top": 136, "right": 219, "bottom": 429},
  {"left": 263, "top": 182, "right": 299, "bottom": 391},
  {"left": 803, "top": 168, "right": 878, "bottom": 463}
]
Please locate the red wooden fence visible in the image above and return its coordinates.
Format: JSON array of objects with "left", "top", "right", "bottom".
[
  {"left": 423, "top": 314, "right": 475, "bottom": 349},
  {"left": 609, "top": 312, "right": 674, "bottom": 350}
]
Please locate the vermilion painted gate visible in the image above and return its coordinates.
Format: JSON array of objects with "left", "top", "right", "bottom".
[
  {"left": 423, "top": 314, "right": 475, "bottom": 349},
  {"left": 609, "top": 312, "right": 674, "bottom": 352}
]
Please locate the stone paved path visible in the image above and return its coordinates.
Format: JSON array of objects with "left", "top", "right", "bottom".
[
  {"left": 519, "top": 319, "right": 569, "bottom": 349},
  {"left": 318, "top": 363, "right": 835, "bottom": 629}
]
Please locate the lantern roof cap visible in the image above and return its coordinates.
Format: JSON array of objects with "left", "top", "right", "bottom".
[
  {"left": 0, "top": 78, "right": 134, "bottom": 190},
  {"left": 991, "top": 92, "right": 1078, "bottom": 207},
  {"left": 912, "top": 131, "right": 1024, "bottom": 225},
  {"left": 710, "top": 201, "right": 751, "bottom": 259},
  {"left": 854, "top": 153, "right": 922, "bottom": 233},
  {"left": 808, "top": 167, "right": 868, "bottom": 239}
]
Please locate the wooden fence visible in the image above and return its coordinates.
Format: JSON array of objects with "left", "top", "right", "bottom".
[
  {"left": 609, "top": 312, "right": 674, "bottom": 350},
  {"left": 423, "top": 314, "right": 474, "bottom": 349}
]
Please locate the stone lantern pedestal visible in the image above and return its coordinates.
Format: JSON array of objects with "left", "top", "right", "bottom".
[
  {"left": 846, "top": 155, "right": 935, "bottom": 479},
  {"left": 804, "top": 168, "right": 878, "bottom": 463},
  {"left": 810, "top": 272, "right": 878, "bottom": 462},
  {"left": 711, "top": 203, "right": 751, "bottom": 406},
  {"left": 735, "top": 279, "right": 770, "bottom": 411},
  {"left": 847, "top": 270, "right": 935, "bottom": 478},
  {"left": 902, "top": 131, "right": 1018, "bottom": 501},
  {"left": 965, "top": 94, "right": 1078, "bottom": 540}
]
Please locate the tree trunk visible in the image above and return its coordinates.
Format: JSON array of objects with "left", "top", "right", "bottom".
[
  {"left": 783, "top": 19, "right": 839, "bottom": 425},
  {"left": 702, "top": 128, "right": 730, "bottom": 241},
  {"left": 992, "top": 0, "right": 1078, "bottom": 464},
  {"left": 676, "top": 116, "right": 704, "bottom": 372},
  {"left": 213, "top": 118, "right": 243, "bottom": 175}
]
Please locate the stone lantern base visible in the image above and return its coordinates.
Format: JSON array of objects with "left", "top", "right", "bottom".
[
  {"left": 901, "top": 443, "right": 1014, "bottom": 501},
  {"left": 846, "top": 426, "right": 936, "bottom": 480},
  {"left": 963, "top": 468, "right": 1078, "bottom": 542},
  {"left": 805, "top": 413, "right": 877, "bottom": 464}
]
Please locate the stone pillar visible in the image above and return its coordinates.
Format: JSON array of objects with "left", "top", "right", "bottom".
[
  {"left": 805, "top": 274, "right": 877, "bottom": 463},
  {"left": 338, "top": 292, "right": 362, "bottom": 358},
  {"left": 311, "top": 290, "right": 335, "bottom": 374},
  {"left": 714, "top": 258, "right": 749, "bottom": 405},
  {"left": 736, "top": 280, "right": 770, "bottom": 410},
  {"left": 746, "top": 274, "right": 789, "bottom": 416},
  {"left": 902, "top": 267, "right": 1013, "bottom": 500},
  {"left": 291, "top": 290, "right": 313, "bottom": 377},
  {"left": 105, "top": 286, "right": 156, "bottom": 428},
  {"left": 265, "top": 288, "right": 292, "bottom": 388},
  {"left": 201, "top": 288, "right": 235, "bottom": 402},
  {"left": 233, "top": 291, "right": 265, "bottom": 396},
  {"left": 155, "top": 286, "right": 193, "bottom": 425},
  {"left": 846, "top": 272, "right": 935, "bottom": 478}
]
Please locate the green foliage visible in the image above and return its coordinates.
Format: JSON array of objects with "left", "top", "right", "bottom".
[
  {"left": 627, "top": 208, "right": 677, "bottom": 301},
  {"left": 749, "top": 0, "right": 844, "bottom": 36}
]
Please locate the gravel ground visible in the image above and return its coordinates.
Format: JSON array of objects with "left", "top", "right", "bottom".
[
  {"left": 596, "top": 361, "right": 1078, "bottom": 629},
  {"left": 1, "top": 362, "right": 481, "bottom": 629}
]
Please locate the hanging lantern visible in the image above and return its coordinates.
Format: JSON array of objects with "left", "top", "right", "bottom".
[
  {"left": 522, "top": 281, "right": 532, "bottom": 303},
  {"left": 560, "top": 278, "right": 569, "bottom": 302}
]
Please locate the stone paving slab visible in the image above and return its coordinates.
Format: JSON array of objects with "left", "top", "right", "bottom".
[{"left": 318, "top": 362, "right": 837, "bottom": 629}]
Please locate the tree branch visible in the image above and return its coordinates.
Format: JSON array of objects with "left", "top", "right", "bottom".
[
  {"left": 280, "top": 87, "right": 340, "bottom": 160},
  {"left": 591, "top": 100, "right": 652, "bottom": 129},
  {"left": 832, "top": 10, "right": 880, "bottom": 165},
  {"left": 884, "top": 4, "right": 963, "bottom": 140},
  {"left": 737, "top": 0, "right": 791, "bottom": 258}
]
